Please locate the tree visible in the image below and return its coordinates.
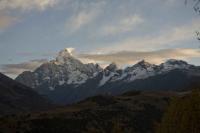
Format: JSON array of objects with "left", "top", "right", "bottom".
[
  {"left": 186, "top": 0, "right": 200, "bottom": 40},
  {"left": 156, "top": 89, "right": 200, "bottom": 133},
  {"left": 185, "top": 0, "right": 200, "bottom": 13}
]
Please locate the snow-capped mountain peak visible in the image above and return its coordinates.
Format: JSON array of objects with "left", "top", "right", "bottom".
[
  {"left": 105, "top": 63, "right": 118, "bottom": 72},
  {"left": 134, "top": 60, "right": 155, "bottom": 68},
  {"left": 164, "top": 59, "right": 188, "bottom": 66},
  {"left": 61, "top": 48, "right": 74, "bottom": 56},
  {"left": 16, "top": 48, "right": 103, "bottom": 89},
  {"left": 56, "top": 48, "right": 75, "bottom": 64},
  {"left": 161, "top": 59, "right": 190, "bottom": 71},
  {"left": 120, "top": 60, "right": 157, "bottom": 82}
]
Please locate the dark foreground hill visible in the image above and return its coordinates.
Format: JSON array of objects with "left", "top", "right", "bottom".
[
  {"left": 0, "top": 91, "right": 185, "bottom": 133},
  {"left": 0, "top": 73, "right": 52, "bottom": 116}
]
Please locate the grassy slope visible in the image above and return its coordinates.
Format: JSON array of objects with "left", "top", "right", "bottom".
[{"left": 0, "top": 91, "right": 185, "bottom": 133}]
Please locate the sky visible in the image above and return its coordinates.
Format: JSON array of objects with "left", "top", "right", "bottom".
[{"left": 0, "top": 0, "right": 200, "bottom": 78}]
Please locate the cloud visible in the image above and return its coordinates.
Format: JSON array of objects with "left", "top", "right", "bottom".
[
  {"left": 96, "top": 20, "right": 200, "bottom": 52},
  {"left": 0, "top": 0, "right": 61, "bottom": 30},
  {"left": 65, "top": 1, "right": 105, "bottom": 33},
  {"left": 0, "top": 14, "right": 19, "bottom": 29},
  {"left": 0, "top": 59, "right": 48, "bottom": 77},
  {"left": 79, "top": 48, "right": 200, "bottom": 66},
  {"left": 66, "top": 11, "right": 98, "bottom": 32},
  {"left": 16, "top": 51, "right": 56, "bottom": 57},
  {"left": 0, "top": 0, "right": 59, "bottom": 11},
  {"left": 101, "top": 15, "right": 144, "bottom": 36},
  {"left": 165, "top": 0, "right": 177, "bottom": 4}
]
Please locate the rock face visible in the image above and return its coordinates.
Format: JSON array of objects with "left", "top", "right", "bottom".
[
  {"left": 0, "top": 73, "right": 51, "bottom": 116},
  {"left": 16, "top": 48, "right": 200, "bottom": 104}
]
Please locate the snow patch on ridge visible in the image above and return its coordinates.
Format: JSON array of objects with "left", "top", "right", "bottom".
[
  {"left": 49, "top": 86, "right": 55, "bottom": 91},
  {"left": 99, "top": 72, "right": 115, "bottom": 86},
  {"left": 67, "top": 70, "right": 88, "bottom": 85},
  {"left": 59, "top": 80, "right": 65, "bottom": 86}
]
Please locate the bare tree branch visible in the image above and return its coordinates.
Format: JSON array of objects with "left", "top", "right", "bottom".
[{"left": 185, "top": 0, "right": 200, "bottom": 41}]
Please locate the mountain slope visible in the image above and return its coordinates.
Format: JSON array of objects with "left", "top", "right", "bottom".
[
  {"left": 0, "top": 73, "right": 51, "bottom": 115},
  {"left": 0, "top": 91, "right": 182, "bottom": 133}
]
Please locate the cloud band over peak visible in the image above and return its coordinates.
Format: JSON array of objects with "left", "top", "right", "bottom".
[{"left": 79, "top": 48, "right": 200, "bottom": 66}]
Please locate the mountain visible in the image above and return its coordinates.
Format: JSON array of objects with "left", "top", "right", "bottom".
[
  {"left": 96, "top": 60, "right": 200, "bottom": 94},
  {"left": 16, "top": 48, "right": 102, "bottom": 90},
  {"left": 0, "top": 91, "right": 182, "bottom": 133},
  {"left": 16, "top": 48, "right": 200, "bottom": 104},
  {"left": 0, "top": 73, "right": 51, "bottom": 116}
]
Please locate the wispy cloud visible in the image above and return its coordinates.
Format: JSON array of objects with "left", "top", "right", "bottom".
[
  {"left": 0, "top": 0, "right": 61, "bottom": 30},
  {"left": 65, "top": 1, "right": 105, "bottom": 33},
  {"left": 0, "top": 0, "right": 60, "bottom": 11},
  {"left": 100, "top": 15, "right": 144, "bottom": 36},
  {"left": 16, "top": 51, "right": 56, "bottom": 57},
  {"left": 0, "top": 59, "right": 48, "bottom": 78},
  {"left": 79, "top": 48, "right": 200, "bottom": 66},
  {"left": 96, "top": 19, "right": 200, "bottom": 52},
  {"left": 66, "top": 10, "right": 99, "bottom": 32},
  {"left": 0, "top": 14, "right": 19, "bottom": 29}
]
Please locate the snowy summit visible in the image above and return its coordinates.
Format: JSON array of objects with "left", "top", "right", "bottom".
[{"left": 56, "top": 48, "right": 75, "bottom": 64}]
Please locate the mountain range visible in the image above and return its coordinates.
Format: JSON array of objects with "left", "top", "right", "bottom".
[{"left": 16, "top": 48, "right": 200, "bottom": 104}]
